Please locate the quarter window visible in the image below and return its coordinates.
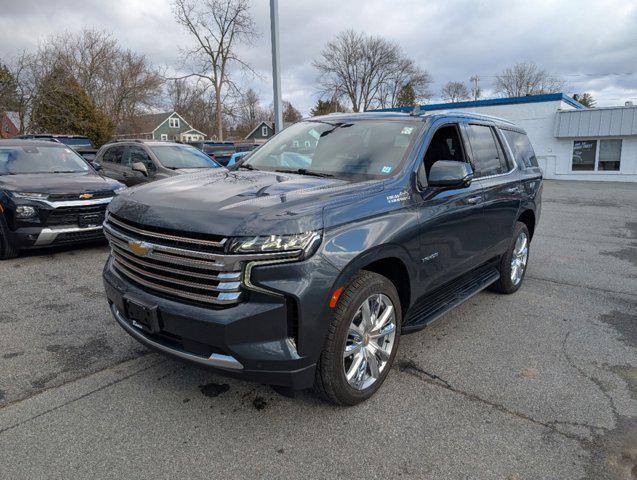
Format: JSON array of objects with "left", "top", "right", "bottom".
[
  {"left": 572, "top": 139, "right": 621, "bottom": 172},
  {"left": 502, "top": 130, "right": 538, "bottom": 168},
  {"left": 467, "top": 124, "right": 507, "bottom": 177}
]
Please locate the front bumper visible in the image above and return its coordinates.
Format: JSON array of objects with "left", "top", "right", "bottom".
[
  {"left": 13, "top": 225, "right": 105, "bottom": 248},
  {"left": 103, "top": 255, "right": 337, "bottom": 389}
]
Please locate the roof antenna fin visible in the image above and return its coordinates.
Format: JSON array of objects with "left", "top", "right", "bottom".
[{"left": 409, "top": 105, "right": 421, "bottom": 116}]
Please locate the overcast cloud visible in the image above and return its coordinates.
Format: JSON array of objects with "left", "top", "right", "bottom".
[{"left": 1, "top": 0, "right": 635, "bottom": 114}]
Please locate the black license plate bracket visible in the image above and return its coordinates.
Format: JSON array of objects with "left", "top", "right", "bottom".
[
  {"left": 125, "top": 297, "right": 160, "bottom": 334},
  {"left": 79, "top": 213, "right": 103, "bottom": 228}
]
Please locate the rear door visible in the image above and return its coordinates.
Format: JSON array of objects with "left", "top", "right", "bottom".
[
  {"left": 464, "top": 123, "right": 521, "bottom": 260},
  {"left": 99, "top": 145, "right": 127, "bottom": 183}
]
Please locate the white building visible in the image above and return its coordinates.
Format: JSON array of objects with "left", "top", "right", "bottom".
[{"left": 376, "top": 94, "right": 637, "bottom": 182}]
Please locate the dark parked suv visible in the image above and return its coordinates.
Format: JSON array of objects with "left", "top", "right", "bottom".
[
  {"left": 102, "top": 111, "right": 542, "bottom": 405},
  {"left": 0, "top": 140, "right": 124, "bottom": 259},
  {"left": 95, "top": 140, "right": 222, "bottom": 186}
]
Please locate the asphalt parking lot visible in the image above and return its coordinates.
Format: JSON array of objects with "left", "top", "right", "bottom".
[{"left": 0, "top": 179, "right": 635, "bottom": 480}]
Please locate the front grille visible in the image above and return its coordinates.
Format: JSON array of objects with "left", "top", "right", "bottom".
[
  {"left": 45, "top": 204, "right": 108, "bottom": 227},
  {"left": 104, "top": 214, "right": 242, "bottom": 306},
  {"left": 48, "top": 191, "right": 114, "bottom": 201}
]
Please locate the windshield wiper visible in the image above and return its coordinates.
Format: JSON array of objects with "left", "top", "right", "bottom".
[
  {"left": 49, "top": 170, "right": 80, "bottom": 174},
  {"left": 275, "top": 168, "right": 334, "bottom": 178},
  {"left": 237, "top": 163, "right": 258, "bottom": 171}
]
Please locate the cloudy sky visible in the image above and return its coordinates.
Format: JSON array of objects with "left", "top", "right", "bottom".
[{"left": 1, "top": 0, "right": 636, "bottom": 115}]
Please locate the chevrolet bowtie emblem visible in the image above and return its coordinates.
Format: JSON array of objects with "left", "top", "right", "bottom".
[
  {"left": 79, "top": 193, "right": 93, "bottom": 200},
  {"left": 129, "top": 241, "right": 152, "bottom": 256}
]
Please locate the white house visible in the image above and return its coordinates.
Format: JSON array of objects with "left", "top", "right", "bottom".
[{"left": 374, "top": 94, "right": 637, "bottom": 182}]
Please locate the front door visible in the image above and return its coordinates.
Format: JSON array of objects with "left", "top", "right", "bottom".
[{"left": 417, "top": 123, "right": 488, "bottom": 293}]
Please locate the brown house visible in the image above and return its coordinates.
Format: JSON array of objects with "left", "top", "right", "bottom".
[{"left": 1, "top": 112, "right": 20, "bottom": 139}]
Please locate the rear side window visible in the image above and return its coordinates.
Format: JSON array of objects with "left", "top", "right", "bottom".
[
  {"left": 102, "top": 146, "right": 125, "bottom": 164},
  {"left": 466, "top": 124, "right": 508, "bottom": 177},
  {"left": 502, "top": 130, "right": 538, "bottom": 168}
]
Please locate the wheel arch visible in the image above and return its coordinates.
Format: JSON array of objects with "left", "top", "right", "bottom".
[{"left": 517, "top": 209, "right": 536, "bottom": 240}]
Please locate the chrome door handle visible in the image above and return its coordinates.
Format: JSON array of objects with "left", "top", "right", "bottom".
[{"left": 466, "top": 196, "right": 481, "bottom": 205}]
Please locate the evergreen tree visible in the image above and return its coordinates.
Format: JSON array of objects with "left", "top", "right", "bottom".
[
  {"left": 572, "top": 93, "right": 596, "bottom": 108},
  {"left": 310, "top": 99, "right": 346, "bottom": 116},
  {"left": 31, "top": 66, "right": 114, "bottom": 146},
  {"left": 396, "top": 83, "right": 416, "bottom": 107},
  {"left": 0, "top": 63, "right": 19, "bottom": 112}
]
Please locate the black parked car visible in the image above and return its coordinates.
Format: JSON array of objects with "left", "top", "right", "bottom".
[
  {"left": 0, "top": 140, "right": 124, "bottom": 259},
  {"left": 188, "top": 141, "right": 259, "bottom": 166},
  {"left": 16, "top": 134, "right": 98, "bottom": 160},
  {"left": 94, "top": 140, "right": 223, "bottom": 187},
  {"left": 102, "top": 111, "right": 542, "bottom": 405}
]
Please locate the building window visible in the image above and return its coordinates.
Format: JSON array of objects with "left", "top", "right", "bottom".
[
  {"left": 169, "top": 117, "right": 180, "bottom": 128},
  {"left": 304, "top": 140, "right": 311, "bottom": 147},
  {"left": 261, "top": 126, "right": 268, "bottom": 136},
  {"left": 572, "top": 139, "right": 621, "bottom": 172},
  {"left": 160, "top": 134, "right": 168, "bottom": 141},
  {"left": 292, "top": 140, "right": 299, "bottom": 147}
]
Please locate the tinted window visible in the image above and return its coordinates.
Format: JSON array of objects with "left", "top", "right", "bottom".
[
  {"left": 502, "top": 130, "right": 537, "bottom": 168},
  {"left": 149, "top": 145, "right": 219, "bottom": 169},
  {"left": 572, "top": 140, "right": 596, "bottom": 171},
  {"left": 127, "top": 146, "right": 156, "bottom": 171},
  {"left": 102, "top": 146, "right": 126, "bottom": 164},
  {"left": 0, "top": 146, "right": 90, "bottom": 174},
  {"left": 423, "top": 124, "right": 466, "bottom": 176},
  {"left": 467, "top": 125, "right": 506, "bottom": 177}
]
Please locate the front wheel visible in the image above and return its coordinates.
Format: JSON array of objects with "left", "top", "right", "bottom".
[
  {"left": 490, "top": 221, "right": 530, "bottom": 294},
  {"left": 313, "top": 270, "right": 401, "bottom": 405}
]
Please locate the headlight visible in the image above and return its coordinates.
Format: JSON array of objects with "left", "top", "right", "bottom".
[
  {"left": 228, "top": 231, "right": 321, "bottom": 257},
  {"left": 15, "top": 205, "right": 38, "bottom": 219},
  {"left": 11, "top": 192, "right": 49, "bottom": 200},
  {"left": 114, "top": 186, "right": 127, "bottom": 195}
]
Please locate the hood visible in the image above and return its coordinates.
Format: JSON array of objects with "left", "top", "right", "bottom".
[
  {"left": 0, "top": 172, "right": 121, "bottom": 194},
  {"left": 108, "top": 169, "right": 383, "bottom": 236}
]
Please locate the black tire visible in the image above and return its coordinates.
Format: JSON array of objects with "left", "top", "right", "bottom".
[
  {"left": 0, "top": 216, "right": 18, "bottom": 260},
  {"left": 313, "top": 270, "right": 402, "bottom": 406},
  {"left": 490, "top": 221, "right": 530, "bottom": 294}
]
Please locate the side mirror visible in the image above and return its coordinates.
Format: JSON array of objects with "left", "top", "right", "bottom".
[
  {"left": 91, "top": 161, "right": 103, "bottom": 171},
  {"left": 131, "top": 162, "right": 149, "bottom": 177},
  {"left": 427, "top": 160, "right": 473, "bottom": 188}
]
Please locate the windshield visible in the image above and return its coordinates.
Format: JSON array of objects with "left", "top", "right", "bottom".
[
  {"left": 58, "top": 137, "right": 93, "bottom": 148},
  {"left": 149, "top": 145, "right": 221, "bottom": 169},
  {"left": 0, "top": 146, "right": 90, "bottom": 174},
  {"left": 243, "top": 120, "right": 421, "bottom": 179}
]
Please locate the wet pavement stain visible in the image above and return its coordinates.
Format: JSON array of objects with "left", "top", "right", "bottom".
[
  {"left": 199, "top": 382, "right": 230, "bottom": 398},
  {"left": 599, "top": 311, "right": 637, "bottom": 347},
  {"left": 601, "top": 247, "right": 637, "bottom": 268},
  {"left": 2, "top": 351, "right": 24, "bottom": 359},
  {"left": 46, "top": 335, "right": 113, "bottom": 373},
  {"left": 31, "top": 372, "right": 59, "bottom": 389},
  {"left": 253, "top": 396, "right": 268, "bottom": 410}
]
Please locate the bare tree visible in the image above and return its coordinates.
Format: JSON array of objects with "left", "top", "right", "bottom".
[
  {"left": 377, "top": 58, "right": 433, "bottom": 108},
  {"left": 167, "top": 78, "right": 215, "bottom": 135},
  {"left": 441, "top": 81, "right": 471, "bottom": 103},
  {"left": 173, "top": 0, "right": 257, "bottom": 140},
  {"left": 282, "top": 101, "right": 302, "bottom": 123},
  {"left": 314, "top": 30, "right": 399, "bottom": 112},
  {"left": 494, "top": 61, "right": 565, "bottom": 97},
  {"left": 6, "top": 51, "right": 40, "bottom": 132}
]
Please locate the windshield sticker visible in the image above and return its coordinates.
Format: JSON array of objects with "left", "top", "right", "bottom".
[
  {"left": 308, "top": 129, "right": 321, "bottom": 140},
  {"left": 401, "top": 126, "right": 414, "bottom": 135},
  {"left": 381, "top": 165, "right": 392, "bottom": 174}
]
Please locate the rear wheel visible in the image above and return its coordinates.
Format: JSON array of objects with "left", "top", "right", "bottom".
[
  {"left": 313, "top": 270, "right": 401, "bottom": 405},
  {"left": 490, "top": 221, "right": 530, "bottom": 294},
  {"left": 0, "top": 216, "right": 18, "bottom": 260}
]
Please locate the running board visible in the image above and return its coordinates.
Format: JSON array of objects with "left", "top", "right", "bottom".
[{"left": 402, "top": 265, "right": 500, "bottom": 333}]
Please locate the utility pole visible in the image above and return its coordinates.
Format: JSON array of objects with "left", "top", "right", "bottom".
[
  {"left": 270, "top": 0, "right": 283, "bottom": 134},
  {"left": 470, "top": 75, "right": 480, "bottom": 101}
]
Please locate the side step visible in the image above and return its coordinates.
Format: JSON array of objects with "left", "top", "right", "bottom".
[{"left": 402, "top": 265, "right": 499, "bottom": 333}]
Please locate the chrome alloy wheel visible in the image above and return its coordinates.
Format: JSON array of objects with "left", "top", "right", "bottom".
[
  {"left": 511, "top": 231, "right": 529, "bottom": 285},
  {"left": 343, "top": 293, "right": 397, "bottom": 390}
]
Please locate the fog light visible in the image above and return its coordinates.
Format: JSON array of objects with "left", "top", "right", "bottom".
[{"left": 16, "top": 206, "right": 37, "bottom": 219}]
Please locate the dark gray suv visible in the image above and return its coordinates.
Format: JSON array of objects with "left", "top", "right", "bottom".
[{"left": 95, "top": 140, "right": 223, "bottom": 187}]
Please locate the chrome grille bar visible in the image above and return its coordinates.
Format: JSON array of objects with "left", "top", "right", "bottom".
[{"left": 108, "top": 214, "right": 227, "bottom": 249}]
